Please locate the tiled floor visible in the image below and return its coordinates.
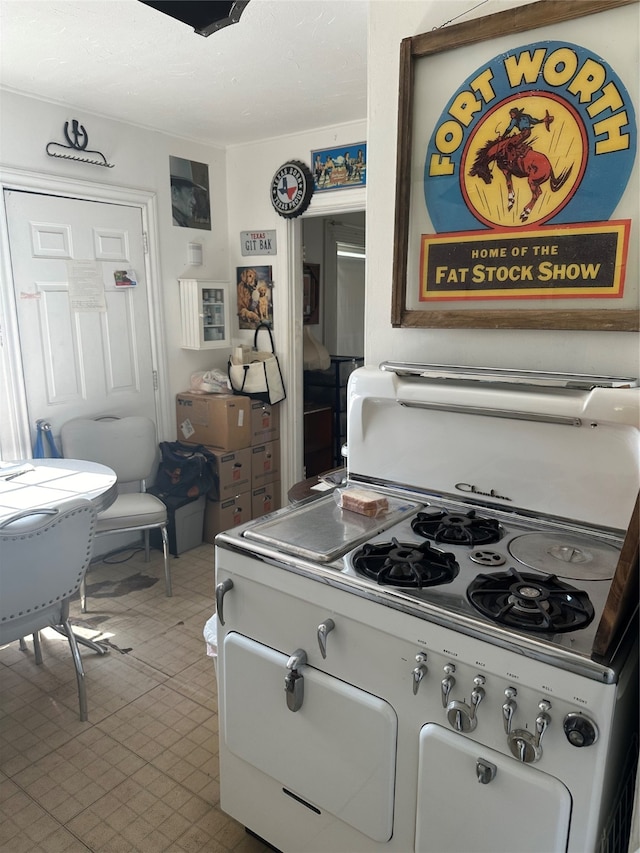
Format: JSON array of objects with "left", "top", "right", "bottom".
[{"left": 0, "top": 543, "right": 271, "bottom": 853}]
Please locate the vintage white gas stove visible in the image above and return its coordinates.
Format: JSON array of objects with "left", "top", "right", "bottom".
[{"left": 214, "top": 364, "right": 639, "bottom": 853}]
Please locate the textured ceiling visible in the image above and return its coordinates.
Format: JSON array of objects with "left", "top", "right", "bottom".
[{"left": 0, "top": 0, "right": 368, "bottom": 147}]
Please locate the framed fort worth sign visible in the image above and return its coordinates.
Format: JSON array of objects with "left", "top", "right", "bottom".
[{"left": 391, "top": 0, "right": 639, "bottom": 330}]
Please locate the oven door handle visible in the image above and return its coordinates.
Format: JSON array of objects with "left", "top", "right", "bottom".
[
  {"left": 216, "top": 578, "right": 234, "bottom": 625},
  {"left": 397, "top": 399, "right": 582, "bottom": 427},
  {"left": 317, "top": 619, "right": 335, "bottom": 659},
  {"left": 285, "top": 649, "right": 307, "bottom": 712}
]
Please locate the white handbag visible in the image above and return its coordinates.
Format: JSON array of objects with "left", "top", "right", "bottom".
[{"left": 228, "top": 323, "right": 286, "bottom": 405}]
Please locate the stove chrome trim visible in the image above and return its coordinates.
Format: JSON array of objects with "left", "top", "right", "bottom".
[
  {"left": 215, "top": 530, "right": 629, "bottom": 684},
  {"left": 380, "top": 362, "right": 639, "bottom": 389},
  {"left": 397, "top": 399, "right": 582, "bottom": 427}
]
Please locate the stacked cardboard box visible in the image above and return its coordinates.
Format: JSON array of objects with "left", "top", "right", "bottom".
[{"left": 175, "top": 392, "right": 281, "bottom": 544}]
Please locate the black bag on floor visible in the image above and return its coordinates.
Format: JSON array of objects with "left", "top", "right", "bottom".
[{"left": 154, "top": 441, "right": 217, "bottom": 501}]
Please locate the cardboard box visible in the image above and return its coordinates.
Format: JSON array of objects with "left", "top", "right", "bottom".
[
  {"left": 250, "top": 400, "right": 280, "bottom": 445},
  {"left": 203, "top": 492, "right": 251, "bottom": 544},
  {"left": 251, "top": 481, "right": 281, "bottom": 520},
  {"left": 251, "top": 440, "right": 281, "bottom": 488},
  {"left": 150, "top": 494, "right": 205, "bottom": 556},
  {"left": 207, "top": 446, "right": 252, "bottom": 500},
  {"left": 176, "top": 392, "right": 251, "bottom": 450}
]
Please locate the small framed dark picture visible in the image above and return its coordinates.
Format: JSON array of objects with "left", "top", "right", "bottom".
[
  {"left": 303, "top": 263, "right": 320, "bottom": 325},
  {"left": 169, "top": 156, "right": 211, "bottom": 230}
]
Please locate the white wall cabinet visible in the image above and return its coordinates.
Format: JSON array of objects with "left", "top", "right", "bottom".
[{"left": 179, "top": 278, "right": 230, "bottom": 350}]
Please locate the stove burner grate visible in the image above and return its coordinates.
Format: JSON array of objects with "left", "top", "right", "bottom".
[
  {"left": 466, "top": 567, "right": 594, "bottom": 633},
  {"left": 352, "top": 538, "right": 459, "bottom": 588},
  {"left": 411, "top": 509, "right": 502, "bottom": 547}
]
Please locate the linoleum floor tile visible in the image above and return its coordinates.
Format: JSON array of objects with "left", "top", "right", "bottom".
[{"left": 0, "top": 543, "right": 269, "bottom": 853}]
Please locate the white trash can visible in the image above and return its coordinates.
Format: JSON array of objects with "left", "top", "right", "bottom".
[{"left": 203, "top": 615, "right": 218, "bottom": 676}]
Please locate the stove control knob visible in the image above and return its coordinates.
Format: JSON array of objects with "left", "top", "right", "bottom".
[
  {"left": 445, "top": 674, "right": 485, "bottom": 731},
  {"left": 508, "top": 730, "right": 542, "bottom": 763},
  {"left": 507, "top": 699, "right": 551, "bottom": 762},
  {"left": 502, "top": 687, "right": 518, "bottom": 735},
  {"left": 563, "top": 713, "right": 599, "bottom": 747},
  {"left": 447, "top": 700, "right": 476, "bottom": 733},
  {"left": 471, "top": 676, "right": 486, "bottom": 714},
  {"left": 412, "top": 652, "right": 428, "bottom": 695},
  {"left": 441, "top": 663, "right": 456, "bottom": 708}
]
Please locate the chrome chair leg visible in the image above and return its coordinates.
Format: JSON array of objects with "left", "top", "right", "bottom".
[
  {"left": 144, "top": 529, "right": 150, "bottom": 562},
  {"left": 18, "top": 634, "right": 43, "bottom": 663},
  {"left": 33, "top": 631, "right": 43, "bottom": 665},
  {"left": 60, "top": 617, "right": 88, "bottom": 722},
  {"left": 161, "top": 524, "right": 171, "bottom": 597},
  {"left": 52, "top": 624, "right": 109, "bottom": 655},
  {"left": 79, "top": 575, "right": 87, "bottom": 613}
]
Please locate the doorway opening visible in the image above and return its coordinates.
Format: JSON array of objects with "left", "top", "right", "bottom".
[{"left": 301, "top": 211, "right": 365, "bottom": 477}]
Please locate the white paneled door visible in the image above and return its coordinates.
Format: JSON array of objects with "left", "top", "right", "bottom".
[{"left": 4, "top": 190, "right": 157, "bottom": 449}]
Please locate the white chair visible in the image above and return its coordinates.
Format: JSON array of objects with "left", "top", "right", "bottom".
[
  {"left": 0, "top": 499, "right": 97, "bottom": 721},
  {"left": 60, "top": 416, "right": 170, "bottom": 611}
]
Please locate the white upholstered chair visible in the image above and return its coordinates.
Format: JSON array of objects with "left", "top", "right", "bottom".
[
  {"left": 60, "top": 416, "right": 170, "bottom": 611},
  {"left": 0, "top": 498, "right": 97, "bottom": 721}
]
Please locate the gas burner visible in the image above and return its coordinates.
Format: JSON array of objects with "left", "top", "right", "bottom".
[
  {"left": 352, "top": 538, "right": 459, "bottom": 588},
  {"left": 467, "top": 567, "right": 594, "bottom": 633},
  {"left": 411, "top": 509, "right": 502, "bottom": 547}
]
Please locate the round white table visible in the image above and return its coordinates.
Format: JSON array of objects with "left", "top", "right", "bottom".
[
  {"left": 0, "top": 458, "right": 117, "bottom": 522},
  {"left": 0, "top": 458, "right": 117, "bottom": 655}
]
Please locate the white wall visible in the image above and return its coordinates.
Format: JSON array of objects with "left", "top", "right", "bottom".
[
  {"left": 0, "top": 89, "right": 230, "bottom": 423},
  {"left": 225, "top": 120, "right": 367, "bottom": 487},
  {"left": 366, "top": 0, "right": 639, "bottom": 376},
  {"left": 0, "top": 86, "right": 365, "bottom": 484},
  {"left": 225, "top": 118, "right": 367, "bottom": 355},
  {"left": 1, "top": 0, "right": 638, "bottom": 467}
]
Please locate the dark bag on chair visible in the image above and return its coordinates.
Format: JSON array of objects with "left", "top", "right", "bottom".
[
  {"left": 154, "top": 442, "right": 217, "bottom": 501},
  {"left": 228, "top": 322, "right": 286, "bottom": 405}
]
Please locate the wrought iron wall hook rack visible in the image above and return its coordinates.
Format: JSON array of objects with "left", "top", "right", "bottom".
[{"left": 46, "top": 119, "right": 114, "bottom": 168}]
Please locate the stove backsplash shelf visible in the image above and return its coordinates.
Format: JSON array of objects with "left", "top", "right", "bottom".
[
  {"left": 379, "top": 362, "right": 639, "bottom": 390},
  {"left": 348, "top": 366, "right": 639, "bottom": 534}
]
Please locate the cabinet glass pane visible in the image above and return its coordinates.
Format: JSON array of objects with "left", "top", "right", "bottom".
[{"left": 179, "top": 279, "right": 229, "bottom": 349}]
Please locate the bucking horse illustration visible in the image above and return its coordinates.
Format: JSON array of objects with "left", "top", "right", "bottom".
[{"left": 468, "top": 128, "right": 573, "bottom": 223}]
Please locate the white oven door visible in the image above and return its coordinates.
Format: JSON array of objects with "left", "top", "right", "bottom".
[
  {"left": 222, "top": 631, "right": 397, "bottom": 843},
  {"left": 415, "top": 723, "right": 571, "bottom": 853}
]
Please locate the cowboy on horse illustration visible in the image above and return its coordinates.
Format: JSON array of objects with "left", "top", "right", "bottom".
[
  {"left": 499, "top": 107, "right": 555, "bottom": 169},
  {"left": 469, "top": 104, "right": 571, "bottom": 222},
  {"left": 501, "top": 106, "right": 554, "bottom": 143}
]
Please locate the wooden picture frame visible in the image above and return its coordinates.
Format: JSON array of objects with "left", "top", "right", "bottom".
[
  {"left": 303, "top": 262, "right": 320, "bottom": 325},
  {"left": 391, "top": 0, "right": 639, "bottom": 331}
]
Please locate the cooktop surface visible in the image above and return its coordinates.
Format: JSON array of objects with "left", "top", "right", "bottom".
[
  {"left": 340, "top": 501, "right": 622, "bottom": 660},
  {"left": 232, "top": 489, "right": 627, "bottom": 672}
]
